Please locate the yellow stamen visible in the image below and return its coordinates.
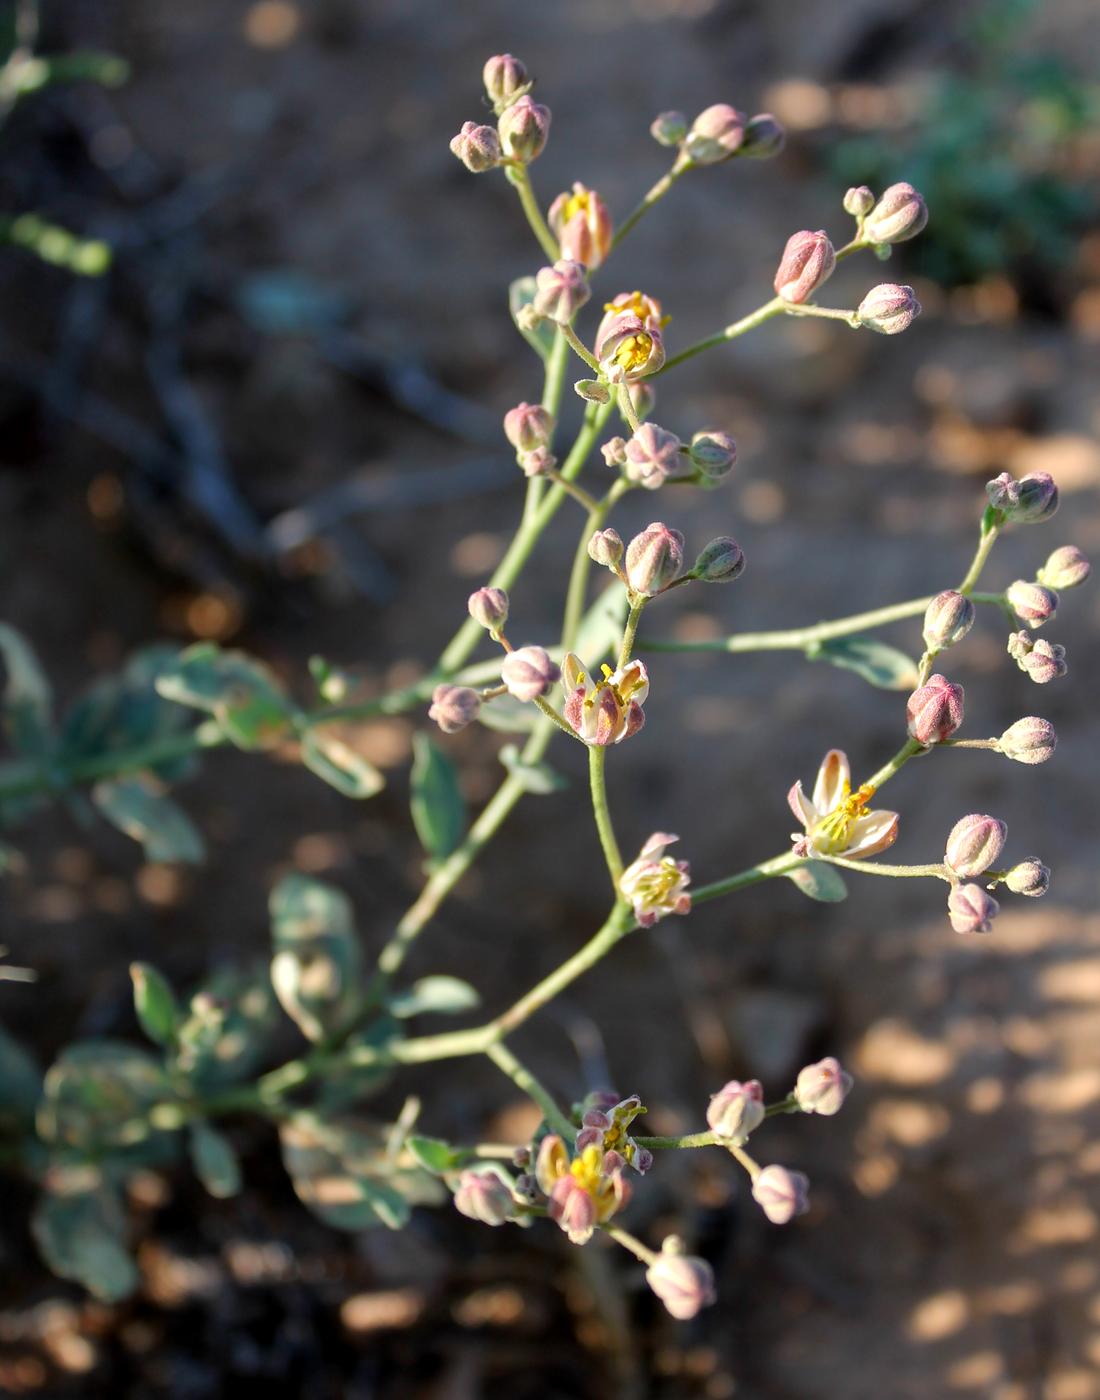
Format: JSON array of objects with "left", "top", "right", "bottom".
[
  {"left": 562, "top": 189, "right": 591, "bottom": 222},
  {"left": 810, "top": 783, "right": 877, "bottom": 854}
]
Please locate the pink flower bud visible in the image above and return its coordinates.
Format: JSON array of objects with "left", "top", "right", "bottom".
[
  {"left": 625, "top": 521, "right": 685, "bottom": 596},
  {"left": 988, "top": 471, "right": 1059, "bottom": 523},
  {"left": 1005, "top": 858, "right": 1050, "bottom": 897},
  {"left": 944, "top": 813, "right": 1007, "bottom": 878},
  {"left": 947, "top": 882, "right": 1000, "bottom": 934},
  {"left": 999, "top": 715, "right": 1057, "bottom": 764},
  {"left": 1007, "top": 579, "right": 1058, "bottom": 629},
  {"left": 752, "top": 1164, "right": 810, "bottom": 1224},
  {"left": 684, "top": 103, "right": 746, "bottom": 164},
  {"left": 532, "top": 259, "right": 590, "bottom": 325},
  {"left": 706, "top": 1079, "right": 764, "bottom": 1144},
  {"left": 862, "top": 181, "right": 928, "bottom": 244},
  {"left": 467, "top": 586, "right": 509, "bottom": 633},
  {"left": 693, "top": 536, "right": 745, "bottom": 582},
  {"left": 548, "top": 183, "right": 613, "bottom": 270},
  {"left": 501, "top": 646, "right": 560, "bottom": 702},
  {"left": 601, "top": 436, "right": 629, "bottom": 468},
  {"left": 503, "top": 401, "right": 553, "bottom": 454},
  {"left": 429, "top": 684, "right": 481, "bottom": 734},
  {"left": 587, "top": 528, "right": 623, "bottom": 568},
  {"left": 454, "top": 1168, "right": 515, "bottom": 1225},
  {"left": 906, "top": 673, "right": 964, "bottom": 745},
  {"left": 843, "top": 185, "right": 875, "bottom": 217},
  {"left": 449, "top": 121, "right": 502, "bottom": 173},
  {"left": 497, "top": 94, "right": 550, "bottom": 163},
  {"left": 922, "top": 590, "right": 975, "bottom": 649},
  {"left": 646, "top": 1245, "right": 717, "bottom": 1320},
  {"left": 519, "top": 446, "right": 556, "bottom": 477},
  {"left": 623, "top": 422, "right": 683, "bottom": 490},
  {"left": 482, "top": 53, "right": 530, "bottom": 113},
  {"left": 689, "top": 429, "right": 737, "bottom": 483},
  {"left": 794, "top": 1057, "right": 853, "bottom": 1116},
  {"left": 857, "top": 283, "right": 921, "bottom": 335},
  {"left": 1037, "top": 545, "right": 1090, "bottom": 590},
  {"left": 774, "top": 229, "right": 836, "bottom": 304},
  {"left": 1009, "top": 632, "right": 1067, "bottom": 684},
  {"left": 650, "top": 110, "right": 688, "bottom": 147},
  {"left": 741, "top": 112, "right": 786, "bottom": 159}
]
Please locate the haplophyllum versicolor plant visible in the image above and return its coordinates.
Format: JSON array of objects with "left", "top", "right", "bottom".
[{"left": 0, "top": 53, "right": 1086, "bottom": 1316}]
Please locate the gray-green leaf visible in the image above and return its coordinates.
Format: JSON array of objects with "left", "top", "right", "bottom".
[
  {"left": 93, "top": 777, "right": 204, "bottom": 864},
  {"left": 269, "top": 874, "right": 363, "bottom": 1043},
  {"left": 130, "top": 962, "right": 180, "bottom": 1046},
  {"left": 301, "top": 725, "right": 385, "bottom": 799},
  {"left": 509, "top": 276, "right": 556, "bottom": 361},
  {"left": 189, "top": 1121, "right": 243, "bottom": 1199},
  {"left": 32, "top": 1166, "right": 138, "bottom": 1302},
  {"left": 785, "top": 860, "right": 849, "bottom": 903},
  {"left": 388, "top": 975, "right": 479, "bottom": 1020},
  {"left": 409, "top": 732, "right": 466, "bottom": 863},
  {"left": 37, "top": 1041, "right": 171, "bottom": 1153},
  {"left": 807, "top": 635, "right": 918, "bottom": 691},
  {"left": 155, "top": 643, "right": 293, "bottom": 750},
  {"left": 406, "top": 1134, "right": 464, "bottom": 1174}
]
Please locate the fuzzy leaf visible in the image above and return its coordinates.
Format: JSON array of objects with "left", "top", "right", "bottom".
[
  {"left": 37, "top": 1041, "right": 171, "bottom": 1153},
  {"left": 807, "top": 636, "right": 918, "bottom": 691},
  {"left": 498, "top": 743, "right": 568, "bottom": 794},
  {"left": 508, "top": 276, "right": 555, "bottom": 361},
  {"left": 130, "top": 962, "right": 180, "bottom": 1046},
  {"left": 409, "top": 733, "right": 466, "bottom": 862},
  {"left": 475, "top": 692, "right": 542, "bottom": 734},
  {"left": 155, "top": 643, "right": 293, "bottom": 750},
  {"left": 786, "top": 860, "right": 849, "bottom": 903},
  {"left": 269, "top": 875, "right": 363, "bottom": 1043},
  {"left": 189, "top": 1122, "right": 243, "bottom": 1199},
  {"left": 388, "top": 975, "right": 480, "bottom": 1020},
  {"left": 32, "top": 1166, "right": 138, "bottom": 1302},
  {"left": 301, "top": 725, "right": 385, "bottom": 799},
  {"left": 172, "top": 966, "right": 278, "bottom": 1090},
  {"left": 406, "top": 1134, "right": 464, "bottom": 1174},
  {"left": 92, "top": 777, "right": 204, "bottom": 864}
]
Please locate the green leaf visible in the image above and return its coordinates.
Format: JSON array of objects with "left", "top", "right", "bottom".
[
  {"left": 129, "top": 963, "right": 180, "bottom": 1046},
  {"left": 32, "top": 1166, "right": 138, "bottom": 1302},
  {"left": 508, "top": 275, "right": 555, "bottom": 361},
  {"left": 575, "top": 584, "right": 630, "bottom": 669},
  {"left": 155, "top": 643, "right": 293, "bottom": 750},
  {"left": 314, "top": 1015, "right": 402, "bottom": 1113},
  {"left": 475, "top": 692, "right": 542, "bottom": 735},
  {"left": 406, "top": 1134, "right": 464, "bottom": 1174},
  {"left": 301, "top": 726, "right": 385, "bottom": 799},
  {"left": 172, "top": 966, "right": 278, "bottom": 1090},
  {"left": 0, "top": 622, "right": 53, "bottom": 756},
  {"left": 189, "top": 1122, "right": 243, "bottom": 1199},
  {"left": 785, "top": 860, "right": 849, "bottom": 903},
  {"left": 409, "top": 732, "right": 466, "bottom": 863},
  {"left": 269, "top": 875, "right": 363, "bottom": 1043},
  {"left": 37, "top": 1041, "right": 172, "bottom": 1153},
  {"left": 92, "top": 777, "right": 204, "bottom": 864},
  {"left": 0, "top": 1023, "right": 42, "bottom": 1132},
  {"left": 807, "top": 636, "right": 918, "bottom": 691},
  {"left": 388, "top": 975, "right": 480, "bottom": 1020},
  {"left": 498, "top": 742, "right": 568, "bottom": 794}
]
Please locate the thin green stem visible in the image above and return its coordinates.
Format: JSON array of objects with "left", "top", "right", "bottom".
[
  {"left": 617, "top": 598, "right": 646, "bottom": 670},
  {"left": 588, "top": 746, "right": 624, "bottom": 888},
  {"left": 863, "top": 737, "right": 925, "bottom": 792},
  {"left": 692, "top": 850, "right": 802, "bottom": 905},
  {"left": 560, "top": 323, "right": 601, "bottom": 374},
  {"left": 531, "top": 695, "right": 579, "bottom": 740},
  {"left": 616, "top": 382, "right": 641, "bottom": 435},
  {"left": 634, "top": 1130, "right": 719, "bottom": 1150},
  {"left": 959, "top": 522, "right": 1001, "bottom": 594},
  {"left": 783, "top": 303, "right": 861, "bottom": 327},
  {"left": 657, "top": 296, "right": 786, "bottom": 375},
  {"left": 544, "top": 469, "right": 600, "bottom": 514},
  {"left": 508, "top": 164, "right": 559, "bottom": 262},
  {"left": 610, "top": 158, "right": 691, "bottom": 250},
  {"left": 817, "top": 854, "right": 952, "bottom": 881},
  {"left": 601, "top": 1224, "right": 659, "bottom": 1266},
  {"left": 485, "top": 1041, "right": 575, "bottom": 1139}
]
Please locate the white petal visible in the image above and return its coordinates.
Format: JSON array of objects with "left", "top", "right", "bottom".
[
  {"left": 845, "top": 810, "right": 899, "bottom": 858},
  {"left": 787, "top": 780, "right": 816, "bottom": 829},
  {"left": 813, "top": 749, "right": 850, "bottom": 813}
]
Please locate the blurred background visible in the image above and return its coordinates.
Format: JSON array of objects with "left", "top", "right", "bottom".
[{"left": 1, "top": 0, "right": 1099, "bottom": 1395}]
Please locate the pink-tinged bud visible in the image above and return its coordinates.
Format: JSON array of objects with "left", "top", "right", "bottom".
[
  {"left": 741, "top": 112, "right": 786, "bottom": 159},
  {"left": 922, "top": 590, "right": 975, "bottom": 649},
  {"left": 454, "top": 1168, "right": 514, "bottom": 1225},
  {"left": 988, "top": 471, "right": 1059, "bottom": 523},
  {"left": 774, "top": 229, "right": 836, "bottom": 304},
  {"left": 429, "top": 684, "right": 481, "bottom": 734},
  {"left": 575, "top": 378, "right": 610, "bottom": 404},
  {"left": 501, "top": 646, "right": 560, "bottom": 702},
  {"left": 794, "top": 1057, "right": 853, "bottom": 1116},
  {"left": 857, "top": 283, "right": 921, "bottom": 334},
  {"left": 1038, "top": 545, "right": 1090, "bottom": 590},
  {"left": 944, "top": 813, "right": 1007, "bottom": 878},
  {"left": 693, "top": 536, "right": 745, "bottom": 582},
  {"left": 587, "top": 528, "right": 624, "bottom": 569},
  {"left": 906, "top": 673, "right": 964, "bottom": 745},
  {"left": 482, "top": 53, "right": 530, "bottom": 113},
  {"left": 948, "top": 882, "right": 1000, "bottom": 934},
  {"left": 548, "top": 183, "right": 613, "bottom": 270},
  {"left": 497, "top": 94, "right": 550, "bottom": 163},
  {"left": 503, "top": 401, "right": 553, "bottom": 454},
  {"left": 646, "top": 1244, "right": 717, "bottom": 1320},
  {"left": 519, "top": 446, "right": 556, "bottom": 478},
  {"left": 752, "top": 1164, "right": 810, "bottom": 1224},
  {"left": 986, "top": 471, "right": 1017, "bottom": 511},
  {"left": 843, "top": 185, "right": 875, "bottom": 217},
  {"left": 601, "top": 436, "right": 629, "bottom": 469},
  {"left": 1006, "top": 579, "right": 1058, "bottom": 629},
  {"left": 706, "top": 1079, "right": 764, "bottom": 1145},
  {"left": 1009, "top": 632, "right": 1067, "bottom": 685},
  {"left": 449, "top": 121, "right": 502, "bottom": 173},
  {"left": 623, "top": 422, "right": 683, "bottom": 490},
  {"left": 596, "top": 313, "right": 665, "bottom": 383},
  {"left": 999, "top": 715, "right": 1057, "bottom": 764},
  {"left": 650, "top": 110, "right": 688, "bottom": 147},
  {"left": 467, "top": 586, "right": 509, "bottom": 634},
  {"left": 625, "top": 521, "right": 685, "bottom": 596},
  {"left": 689, "top": 429, "right": 737, "bottom": 482},
  {"left": 532, "top": 259, "right": 590, "bottom": 325},
  {"left": 1005, "top": 858, "right": 1050, "bottom": 897},
  {"left": 862, "top": 181, "right": 928, "bottom": 244},
  {"left": 627, "top": 380, "right": 656, "bottom": 422},
  {"left": 684, "top": 104, "right": 746, "bottom": 164}
]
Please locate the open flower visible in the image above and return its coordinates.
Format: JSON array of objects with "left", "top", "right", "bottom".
[
  {"left": 595, "top": 292, "right": 668, "bottom": 384},
  {"left": 548, "top": 182, "right": 613, "bottom": 269},
  {"left": 788, "top": 749, "right": 898, "bottom": 859},
  {"left": 619, "top": 833, "right": 691, "bottom": 927},
  {"left": 561, "top": 653, "right": 648, "bottom": 745},
  {"left": 536, "top": 1135, "right": 631, "bottom": 1245}
]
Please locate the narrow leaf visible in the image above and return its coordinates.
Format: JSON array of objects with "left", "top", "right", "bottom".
[
  {"left": 93, "top": 777, "right": 204, "bottom": 864},
  {"left": 785, "top": 860, "right": 849, "bottom": 903},
  {"left": 130, "top": 962, "right": 180, "bottom": 1046},
  {"left": 388, "top": 975, "right": 480, "bottom": 1020},
  {"left": 189, "top": 1122, "right": 243, "bottom": 1199},
  {"left": 409, "top": 732, "right": 466, "bottom": 862},
  {"left": 807, "top": 635, "right": 918, "bottom": 691},
  {"left": 406, "top": 1134, "right": 464, "bottom": 1174},
  {"left": 32, "top": 1167, "right": 138, "bottom": 1302},
  {"left": 301, "top": 726, "right": 385, "bottom": 799},
  {"left": 155, "top": 643, "right": 292, "bottom": 750}
]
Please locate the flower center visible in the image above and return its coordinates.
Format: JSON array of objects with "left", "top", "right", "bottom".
[
  {"left": 563, "top": 189, "right": 591, "bottom": 222},
  {"left": 612, "top": 331, "right": 654, "bottom": 373},
  {"left": 811, "top": 783, "right": 876, "bottom": 854},
  {"left": 570, "top": 1145, "right": 604, "bottom": 1193},
  {"left": 631, "top": 858, "right": 683, "bottom": 904},
  {"left": 603, "top": 290, "right": 669, "bottom": 326}
]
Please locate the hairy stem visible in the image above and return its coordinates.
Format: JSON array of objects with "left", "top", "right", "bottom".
[
  {"left": 509, "top": 163, "right": 559, "bottom": 262},
  {"left": 610, "top": 157, "right": 691, "bottom": 250},
  {"left": 485, "top": 1041, "right": 575, "bottom": 1138},
  {"left": 589, "top": 746, "right": 624, "bottom": 888}
]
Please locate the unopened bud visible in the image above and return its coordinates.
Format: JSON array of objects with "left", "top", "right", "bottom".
[
  {"left": 689, "top": 429, "right": 737, "bottom": 482},
  {"left": 449, "top": 121, "right": 502, "bottom": 173},
  {"left": 944, "top": 813, "right": 1007, "bottom": 878},
  {"left": 500, "top": 645, "right": 560, "bottom": 702},
  {"left": 532, "top": 259, "right": 590, "bottom": 325},
  {"left": 740, "top": 112, "right": 786, "bottom": 159},
  {"left": 1009, "top": 631, "right": 1067, "bottom": 684},
  {"left": 549, "top": 182, "right": 613, "bottom": 270},
  {"left": 645, "top": 1242, "right": 717, "bottom": 1320},
  {"left": 922, "top": 590, "right": 975, "bottom": 649},
  {"left": 857, "top": 283, "right": 921, "bottom": 335},
  {"left": 988, "top": 471, "right": 1059, "bottom": 523},
  {"left": 752, "top": 1164, "right": 810, "bottom": 1224},
  {"left": 623, "top": 422, "right": 682, "bottom": 490},
  {"left": 794, "top": 1057, "right": 853, "bottom": 1116},
  {"left": 601, "top": 436, "right": 629, "bottom": 469},
  {"left": 519, "top": 446, "right": 556, "bottom": 477},
  {"left": 693, "top": 536, "right": 745, "bottom": 582},
  {"left": 906, "top": 673, "right": 964, "bottom": 745},
  {"left": 707, "top": 1079, "right": 764, "bottom": 1144},
  {"left": 574, "top": 378, "right": 610, "bottom": 404},
  {"left": 497, "top": 94, "right": 550, "bottom": 163},
  {"left": 429, "top": 684, "right": 481, "bottom": 734},
  {"left": 454, "top": 1168, "right": 514, "bottom": 1226},
  {"left": 482, "top": 53, "right": 530, "bottom": 113},
  {"left": 587, "top": 528, "right": 624, "bottom": 569},
  {"left": 468, "top": 586, "right": 509, "bottom": 634},
  {"left": 774, "top": 229, "right": 836, "bottom": 304},
  {"left": 947, "top": 882, "right": 999, "bottom": 935},
  {"left": 650, "top": 110, "right": 688, "bottom": 147},
  {"left": 862, "top": 181, "right": 928, "bottom": 244},
  {"left": 999, "top": 715, "right": 1057, "bottom": 765},
  {"left": 1037, "top": 545, "right": 1090, "bottom": 590},
  {"left": 1004, "top": 858, "right": 1050, "bottom": 897},
  {"left": 1006, "top": 579, "right": 1057, "bottom": 629},
  {"left": 843, "top": 185, "right": 875, "bottom": 217},
  {"left": 684, "top": 103, "right": 746, "bottom": 164},
  {"left": 503, "top": 401, "right": 553, "bottom": 454},
  {"left": 625, "top": 521, "right": 685, "bottom": 597}
]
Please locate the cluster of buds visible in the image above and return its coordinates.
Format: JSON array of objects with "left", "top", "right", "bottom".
[
  {"left": 987, "top": 470, "right": 1059, "bottom": 524},
  {"left": 942, "top": 812, "right": 1050, "bottom": 935},
  {"left": 650, "top": 104, "right": 786, "bottom": 165},
  {"left": 858, "top": 182, "right": 929, "bottom": 246},
  {"left": 587, "top": 520, "right": 746, "bottom": 598},
  {"left": 1008, "top": 630, "right": 1067, "bottom": 684},
  {"left": 449, "top": 55, "right": 549, "bottom": 172}
]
